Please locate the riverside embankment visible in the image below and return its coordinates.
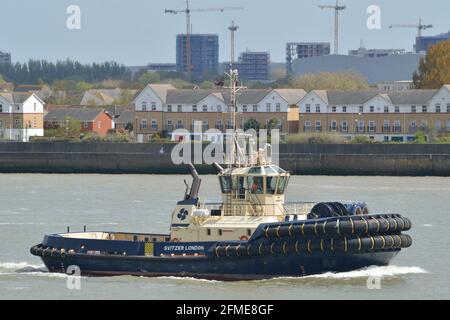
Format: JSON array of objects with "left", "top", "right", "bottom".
[{"left": 1, "top": 142, "right": 450, "bottom": 176}]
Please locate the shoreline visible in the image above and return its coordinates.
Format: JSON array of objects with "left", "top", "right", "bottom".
[{"left": 1, "top": 142, "right": 450, "bottom": 176}]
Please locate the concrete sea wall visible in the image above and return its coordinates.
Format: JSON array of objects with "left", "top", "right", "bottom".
[{"left": 1, "top": 142, "right": 450, "bottom": 176}]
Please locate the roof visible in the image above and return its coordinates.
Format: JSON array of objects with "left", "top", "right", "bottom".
[
  {"left": 0, "top": 92, "right": 36, "bottom": 104},
  {"left": 388, "top": 90, "right": 437, "bottom": 105},
  {"left": 147, "top": 84, "right": 176, "bottom": 103},
  {"left": 14, "top": 84, "right": 47, "bottom": 92},
  {"left": 115, "top": 110, "right": 133, "bottom": 124},
  {"left": 230, "top": 89, "right": 272, "bottom": 105},
  {"left": 166, "top": 89, "right": 224, "bottom": 105},
  {"left": 326, "top": 90, "right": 381, "bottom": 105},
  {"left": 273, "top": 89, "right": 307, "bottom": 105},
  {"left": 44, "top": 108, "right": 109, "bottom": 122}
]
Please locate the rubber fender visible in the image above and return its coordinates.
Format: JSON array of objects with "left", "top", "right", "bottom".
[{"left": 308, "top": 202, "right": 336, "bottom": 219}]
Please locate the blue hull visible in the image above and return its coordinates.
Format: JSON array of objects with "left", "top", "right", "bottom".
[{"left": 38, "top": 250, "right": 399, "bottom": 280}]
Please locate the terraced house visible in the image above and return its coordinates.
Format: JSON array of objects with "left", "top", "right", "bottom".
[
  {"left": 0, "top": 92, "right": 44, "bottom": 141},
  {"left": 133, "top": 84, "right": 306, "bottom": 142},
  {"left": 298, "top": 85, "right": 450, "bottom": 142}
]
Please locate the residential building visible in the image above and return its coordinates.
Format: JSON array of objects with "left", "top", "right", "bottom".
[
  {"left": 115, "top": 110, "right": 133, "bottom": 131},
  {"left": 297, "top": 85, "right": 450, "bottom": 142},
  {"left": 291, "top": 53, "right": 423, "bottom": 83},
  {"left": 132, "top": 84, "right": 306, "bottom": 142},
  {"left": 0, "top": 92, "right": 45, "bottom": 141},
  {"left": 286, "top": 42, "right": 330, "bottom": 73},
  {"left": 0, "top": 51, "right": 11, "bottom": 65},
  {"left": 80, "top": 88, "right": 137, "bottom": 106},
  {"left": 15, "top": 84, "right": 53, "bottom": 100},
  {"left": 233, "top": 51, "right": 270, "bottom": 81},
  {"left": 176, "top": 34, "right": 219, "bottom": 74},
  {"left": 44, "top": 108, "right": 113, "bottom": 136},
  {"left": 415, "top": 31, "right": 450, "bottom": 53},
  {"left": 376, "top": 81, "right": 415, "bottom": 91}
]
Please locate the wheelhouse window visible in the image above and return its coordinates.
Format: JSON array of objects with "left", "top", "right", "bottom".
[
  {"left": 276, "top": 176, "right": 288, "bottom": 194},
  {"left": 248, "top": 176, "right": 264, "bottom": 194},
  {"left": 266, "top": 176, "right": 277, "bottom": 194},
  {"left": 219, "top": 175, "right": 232, "bottom": 193}
]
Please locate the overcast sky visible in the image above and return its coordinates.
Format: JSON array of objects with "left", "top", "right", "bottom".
[{"left": 1, "top": 0, "right": 449, "bottom": 65}]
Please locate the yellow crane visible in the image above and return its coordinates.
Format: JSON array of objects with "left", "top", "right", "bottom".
[{"left": 165, "top": 0, "right": 243, "bottom": 73}]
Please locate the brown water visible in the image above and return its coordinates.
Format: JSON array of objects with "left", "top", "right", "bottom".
[{"left": 0, "top": 174, "right": 448, "bottom": 299}]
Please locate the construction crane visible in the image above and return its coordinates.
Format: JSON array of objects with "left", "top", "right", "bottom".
[
  {"left": 228, "top": 21, "right": 239, "bottom": 64},
  {"left": 165, "top": 0, "right": 243, "bottom": 73},
  {"left": 318, "top": 0, "right": 346, "bottom": 55},
  {"left": 389, "top": 18, "right": 433, "bottom": 38}
]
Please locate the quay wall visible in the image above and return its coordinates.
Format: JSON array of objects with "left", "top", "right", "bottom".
[{"left": 1, "top": 142, "right": 450, "bottom": 176}]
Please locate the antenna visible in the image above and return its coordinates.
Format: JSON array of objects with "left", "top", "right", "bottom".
[{"left": 228, "top": 21, "right": 239, "bottom": 64}]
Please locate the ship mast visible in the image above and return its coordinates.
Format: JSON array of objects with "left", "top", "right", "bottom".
[{"left": 224, "top": 67, "right": 246, "bottom": 168}]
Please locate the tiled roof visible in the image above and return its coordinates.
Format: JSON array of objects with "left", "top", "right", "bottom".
[
  {"left": 388, "top": 90, "right": 437, "bottom": 105},
  {"left": 115, "top": 110, "right": 133, "bottom": 124},
  {"left": 147, "top": 84, "right": 176, "bottom": 103},
  {"left": 44, "top": 108, "right": 107, "bottom": 122},
  {"left": 326, "top": 90, "right": 380, "bottom": 105},
  {"left": 166, "top": 89, "right": 224, "bottom": 104},
  {"left": 273, "top": 89, "right": 308, "bottom": 105},
  {"left": 0, "top": 92, "right": 34, "bottom": 104}
]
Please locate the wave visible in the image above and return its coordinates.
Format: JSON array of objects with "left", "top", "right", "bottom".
[{"left": 0, "top": 261, "right": 79, "bottom": 279}]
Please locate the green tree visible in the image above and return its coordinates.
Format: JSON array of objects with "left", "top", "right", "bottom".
[
  {"left": 0, "top": 74, "right": 5, "bottom": 83},
  {"left": 244, "top": 118, "right": 260, "bottom": 131},
  {"left": 137, "top": 72, "right": 161, "bottom": 85},
  {"left": 413, "top": 40, "right": 450, "bottom": 89},
  {"left": 290, "top": 72, "right": 370, "bottom": 91}
]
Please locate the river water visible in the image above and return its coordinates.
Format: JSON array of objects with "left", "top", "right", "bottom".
[{"left": 0, "top": 174, "right": 448, "bottom": 300}]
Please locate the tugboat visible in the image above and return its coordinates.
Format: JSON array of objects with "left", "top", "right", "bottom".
[{"left": 30, "top": 69, "right": 412, "bottom": 280}]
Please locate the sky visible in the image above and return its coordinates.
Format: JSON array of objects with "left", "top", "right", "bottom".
[{"left": 1, "top": 0, "right": 449, "bottom": 65}]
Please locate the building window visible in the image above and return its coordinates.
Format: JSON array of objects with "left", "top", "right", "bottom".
[
  {"left": 315, "top": 120, "right": 321, "bottom": 132},
  {"left": 370, "top": 106, "right": 374, "bottom": 113},
  {"left": 305, "top": 104, "right": 311, "bottom": 113},
  {"left": 341, "top": 121, "right": 348, "bottom": 132},
  {"left": 342, "top": 106, "right": 347, "bottom": 113},
  {"left": 357, "top": 121, "right": 364, "bottom": 132},
  {"left": 217, "top": 105, "right": 222, "bottom": 112},
  {"left": 394, "top": 120, "right": 401, "bottom": 132},
  {"left": 332, "top": 106, "right": 336, "bottom": 112},
  {"left": 315, "top": 105, "right": 320, "bottom": 113},
  {"left": 421, "top": 120, "right": 428, "bottom": 129},
  {"left": 383, "top": 120, "right": 390, "bottom": 132},
  {"left": 177, "top": 105, "right": 182, "bottom": 112},
  {"left": 167, "top": 105, "right": 172, "bottom": 112},
  {"left": 330, "top": 120, "right": 337, "bottom": 131},
  {"left": 359, "top": 106, "right": 363, "bottom": 113},
  {"left": 411, "top": 105, "right": 416, "bottom": 113},
  {"left": 266, "top": 103, "right": 271, "bottom": 112},
  {"left": 395, "top": 106, "right": 400, "bottom": 113},
  {"left": 98, "top": 122, "right": 101, "bottom": 129},
  {"left": 276, "top": 103, "right": 281, "bottom": 112},
  {"left": 151, "top": 102, "right": 156, "bottom": 111},
  {"left": 253, "top": 105, "right": 258, "bottom": 112},
  {"left": 151, "top": 119, "right": 157, "bottom": 129},
  {"left": 176, "top": 120, "right": 183, "bottom": 129},
  {"left": 141, "top": 119, "right": 147, "bottom": 129},
  {"left": 242, "top": 105, "right": 247, "bottom": 112},
  {"left": 193, "top": 105, "right": 197, "bottom": 112},
  {"left": 141, "top": 102, "right": 147, "bottom": 111},
  {"left": 304, "top": 120, "right": 312, "bottom": 132},
  {"left": 369, "top": 120, "right": 375, "bottom": 132},
  {"left": 202, "top": 105, "right": 208, "bottom": 112},
  {"left": 0, "top": 120, "right": 3, "bottom": 127},
  {"left": 384, "top": 106, "right": 389, "bottom": 113},
  {"left": 410, "top": 120, "right": 417, "bottom": 130},
  {"left": 422, "top": 105, "right": 427, "bottom": 113},
  {"left": 15, "top": 119, "right": 20, "bottom": 127},
  {"left": 447, "top": 104, "right": 450, "bottom": 113},
  {"left": 202, "top": 120, "right": 209, "bottom": 130},
  {"left": 435, "top": 104, "right": 441, "bottom": 113},
  {"left": 0, "top": 104, "right": 2, "bottom": 112},
  {"left": 83, "top": 121, "right": 88, "bottom": 128}
]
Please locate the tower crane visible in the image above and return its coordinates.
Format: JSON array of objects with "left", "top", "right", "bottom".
[
  {"left": 165, "top": 0, "right": 243, "bottom": 73},
  {"left": 389, "top": 18, "right": 433, "bottom": 38},
  {"left": 318, "top": 0, "right": 346, "bottom": 55}
]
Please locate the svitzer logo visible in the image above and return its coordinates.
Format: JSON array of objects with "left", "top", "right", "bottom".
[{"left": 177, "top": 208, "right": 188, "bottom": 221}]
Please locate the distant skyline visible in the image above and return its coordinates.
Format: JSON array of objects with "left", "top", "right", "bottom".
[{"left": 1, "top": 0, "right": 449, "bottom": 65}]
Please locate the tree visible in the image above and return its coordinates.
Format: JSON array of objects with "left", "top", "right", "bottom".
[
  {"left": 290, "top": 72, "right": 370, "bottom": 91},
  {"left": 244, "top": 118, "right": 260, "bottom": 131},
  {"left": 137, "top": 72, "right": 161, "bottom": 85},
  {"left": 413, "top": 40, "right": 450, "bottom": 89},
  {"left": 0, "top": 74, "right": 5, "bottom": 84}
]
